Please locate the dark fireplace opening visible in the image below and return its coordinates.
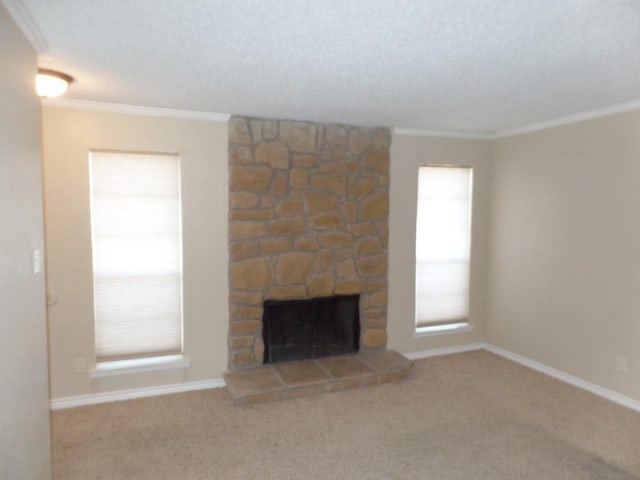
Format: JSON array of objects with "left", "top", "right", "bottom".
[{"left": 262, "top": 294, "right": 360, "bottom": 364}]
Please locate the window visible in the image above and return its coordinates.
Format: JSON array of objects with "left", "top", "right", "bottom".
[
  {"left": 89, "top": 151, "right": 183, "bottom": 362},
  {"left": 415, "top": 166, "right": 472, "bottom": 330}
]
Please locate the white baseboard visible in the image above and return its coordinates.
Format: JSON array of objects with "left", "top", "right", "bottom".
[
  {"left": 484, "top": 344, "right": 640, "bottom": 413},
  {"left": 404, "top": 342, "right": 487, "bottom": 360},
  {"left": 51, "top": 345, "right": 640, "bottom": 414},
  {"left": 50, "top": 378, "right": 225, "bottom": 410},
  {"left": 404, "top": 342, "right": 640, "bottom": 413}
]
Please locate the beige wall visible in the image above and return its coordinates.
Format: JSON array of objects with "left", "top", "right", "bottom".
[
  {"left": 0, "top": 6, "right": 52, "bottom": 479},
  {"left": 41, "top": 101, "right": 640, "bottom": 406},
  {"left": 487, "top": 110, "right": 640, "bottom": 401},
  {"left": 388, "top": 133, "right": 491, "bottom": 353},
  {"left": 42, "top": 107, "right": 229, "bottom": 399},
  {"left": 43, "top": 112, "right": 494, "bottom": 398}
]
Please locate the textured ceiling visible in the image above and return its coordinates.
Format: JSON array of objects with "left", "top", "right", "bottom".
[{"left": 16, "top": 0, "right": 640, "bottom": 134}]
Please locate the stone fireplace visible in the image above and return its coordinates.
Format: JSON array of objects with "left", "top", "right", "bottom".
[{"left": 228, "top": 116, "right": 390, "bottom": 370}]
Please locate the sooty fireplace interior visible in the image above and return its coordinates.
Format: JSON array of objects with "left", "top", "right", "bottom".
[{"left": 262, "top": 294, "right": 360, "bottom": 364}]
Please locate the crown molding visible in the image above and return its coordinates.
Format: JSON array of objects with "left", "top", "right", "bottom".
[
  {"left": 395, "top": 99, "right": 640, "bottom": 140},
  {"left": 493, "top": 99, "right": 640, "bottom": 138},
  {"left": 393, "top": 127, "right": 493, "bottom": 140},
  {"left": 1, "top": 0, "right": 48, "bottom": 53},
  {"left": 41, "top": 98, "right": 231, "bottom": 122},
  {"left": 40, "top": 97, "right": 640, "bottom": 137}
]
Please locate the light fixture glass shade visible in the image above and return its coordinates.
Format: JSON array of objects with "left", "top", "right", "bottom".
[{"left": 36, "top": 69, "right": 73, "bottom": 98}]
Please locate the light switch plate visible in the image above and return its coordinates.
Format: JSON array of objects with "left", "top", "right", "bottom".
[{"left": 32, "top": 249, "right": 41, "bottom": 274}]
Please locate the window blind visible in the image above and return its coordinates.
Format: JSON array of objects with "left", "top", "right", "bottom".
[
  {"left": 415, "top": 166, "right": 472, "bottom": 327},
  {"left": 89, "top": 151, "right": 183, "bottom": 361}
]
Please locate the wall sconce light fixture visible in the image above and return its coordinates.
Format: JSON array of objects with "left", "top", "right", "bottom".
[{"left": 36, "top": 68, "right": 74, "bottom": 98}]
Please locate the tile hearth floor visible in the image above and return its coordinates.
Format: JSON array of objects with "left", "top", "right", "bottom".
[{"left": 224, "top": 350, "right": 413, "bottom": 406}]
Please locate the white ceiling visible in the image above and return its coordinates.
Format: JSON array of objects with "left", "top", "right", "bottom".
[{"left": 12, "top": 0, "right": 640, "bottom": 134}]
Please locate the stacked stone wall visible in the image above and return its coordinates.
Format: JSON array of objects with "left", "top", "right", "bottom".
[{"left": 228, "top": 116, "right": 390, "bottom": 369}]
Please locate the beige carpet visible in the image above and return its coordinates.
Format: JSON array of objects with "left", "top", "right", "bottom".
[{"left": 51, "top": 351, "right": 640, "bottom": 479}]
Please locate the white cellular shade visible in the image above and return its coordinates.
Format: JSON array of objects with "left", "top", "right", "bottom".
[
  {"left": 415, "top": 166, "right": 472, "bottom": 326},
  {"left": 89, "top": 151, "right": 183, "bottom": 360}
]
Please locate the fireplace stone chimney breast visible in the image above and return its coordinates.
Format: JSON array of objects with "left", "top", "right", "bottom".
[{"left": 228, "top": 116, "right": 390, "bottom": 370}]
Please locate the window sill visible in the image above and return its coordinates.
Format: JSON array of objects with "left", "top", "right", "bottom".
[
  {"left": 89, "top": 354, "right": 190, "bottom": 378},
  {"left": 415, "top": 322, "right": 473, "bottom": 338}
]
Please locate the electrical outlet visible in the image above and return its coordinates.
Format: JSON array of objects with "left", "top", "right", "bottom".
[
  {"left": 616, "top": 354, "right": 628, "bottom": 373},
  {"left": 74, "top": 357, "right": 86, "bottom": 374}
]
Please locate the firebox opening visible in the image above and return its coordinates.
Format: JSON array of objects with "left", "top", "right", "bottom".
[{"left": 262, "top": 294, "right": 360, "bottom": 364}]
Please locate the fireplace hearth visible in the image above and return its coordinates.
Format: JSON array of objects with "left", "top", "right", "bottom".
[
  {"left": 263, "top": 294, "right": 360, "bottom": 364},
  {"left": 224, "top": 348, "right": 413, "bottom": 407}
]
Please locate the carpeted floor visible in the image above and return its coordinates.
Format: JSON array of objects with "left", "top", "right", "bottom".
[{"left": 51, "top": 351, "right": 640, "bottom": 479}]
